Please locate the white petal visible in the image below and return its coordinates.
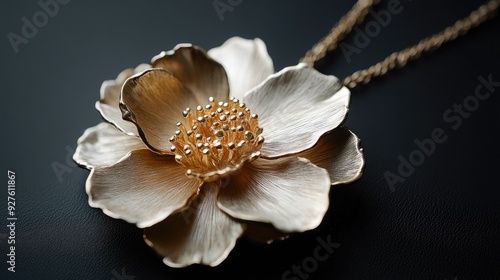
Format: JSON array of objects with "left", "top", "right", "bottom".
[
  {"left": 86, "top": 149, "right": 201, "bottom": 228},
  {"left": 243, "top": 64, "right": 350, "bottom": 157},
  {"left": 96, "top": 64, "right": 150, "bottom": 136},
  {"left": 218, "top": 156, "right": 330, "bottom": 232},
  {"left": 144, "top": 183, "right": 244, "bottom": 267},
  {"left": 297, "top": 127, "right": 365, "bottom": 185},
  {"left": 208, "top": 37, "right": 274, "bottom": 101},
  {"left": 73, "top": 122, "right": 146, "bottom": 169}
]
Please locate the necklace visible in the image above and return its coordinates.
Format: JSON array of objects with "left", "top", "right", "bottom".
[
  {"left": 73, "top": 0, "right": 499, "bottom": 268},
  {"left": 303, "top": 0, "right": 499, "bottom": 88}
]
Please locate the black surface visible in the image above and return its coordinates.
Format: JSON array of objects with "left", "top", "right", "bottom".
[{"left": 1, "top": 0, "right": 500, "bottom": 279}]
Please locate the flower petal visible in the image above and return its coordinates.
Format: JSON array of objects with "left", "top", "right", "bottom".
[
  {"left": 218, "top": 156, "right": 330, "bottom": 232},
  {"left": 120, "top": 68, "right": 197, "bottom": 154},
  {"left": 96, "top": 64, "right": 150, "bottom": 135},
  {"left": 296, "top": 127, "right": 365, "bottom": 185},
  {"left": 144, "top": 183, "right": 244, "bottom": 267},
  {"left": 152, "top": 44, "right": 229, "bottom": 106},
  {"left": 208, "top": 37, "right": 274, "bottom": 101},
  {"left": 73, "top": 122, "right": 146, "bottom": 169},
  {"left": 243, "top": 64, "right": 350, "bottom": 157},
  {"left": 86, "top": 149, "right": 201, "bottom": 228}
]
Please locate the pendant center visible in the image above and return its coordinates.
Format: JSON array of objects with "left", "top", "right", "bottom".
[{"left": 169, "top": 97, "right": 264, "bottom": 182}]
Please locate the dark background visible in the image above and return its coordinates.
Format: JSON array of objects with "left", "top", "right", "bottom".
[{"left": 1, "top": 0, "right": 499, "bottom": 279}]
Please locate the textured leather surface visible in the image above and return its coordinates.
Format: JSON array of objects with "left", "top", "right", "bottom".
[{"left": 1, "top": 0, "right": 499, "bottom": 279}]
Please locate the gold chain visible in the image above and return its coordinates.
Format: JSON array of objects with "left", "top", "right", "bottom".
[
  {"left": 300, "top": 0, "right": 381, "bottom": 66},
  {"left": 301, "top": 0, "right": 500, "bottom": 89}
]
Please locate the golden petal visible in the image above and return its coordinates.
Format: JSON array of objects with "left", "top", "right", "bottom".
[
  {"left": 120, "top": 69, "right": 197, "bottom": 154},
  {"left": 152, "top": 45, "right": 229, "bottom": 107},
  {"left": 96, "top": 64, "right": 150, "bottom": 136}
]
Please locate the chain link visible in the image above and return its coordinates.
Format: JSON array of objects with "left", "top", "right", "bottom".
[
  {"left": 302, "top": 0, "right": 500, "bottom": 89},
  {"left": 300, "top": 0, "right": 380, "bottom": 66}
]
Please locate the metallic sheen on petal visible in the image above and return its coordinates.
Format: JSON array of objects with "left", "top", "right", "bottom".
[
  {"left": 152, "top": 44, "right": 229, "bottom": 107},
  {"left": 73, "top": 122, "right": 146, "bottom": 169},
  {"left": 144, "top": 183, "right": 244, "bottom": 267},
  {"left": 218, "top": 157, "right": 330, "bottom": 232},
  {"left": 96, "top": 64, "right": 150, "bottom": 136},
  {"left": 120, "top": 69, "right": 197, "bottom": 154},
  {"left": 243, "top": 64, "right": 350, "bottom": 158},
  {"left": 208, "top": 37, "right": 274, "bottom": 101},
  {"left": 297, "top": 127, "right": 365, "bottom": 185},
  {"left": 86, "top": 149, "right": 202, "bottom": 228}
]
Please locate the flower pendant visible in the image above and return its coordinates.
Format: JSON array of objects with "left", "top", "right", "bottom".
[{"left": 73, "top": 37, "right": 364, "bottom": 267}]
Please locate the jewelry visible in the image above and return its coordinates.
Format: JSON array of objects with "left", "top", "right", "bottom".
[
  {"left": 303, "top": 0, "right": 499, "bottom": 88},
  {"left": 73, "top": 0, "right": 499, "bottom": 268}
]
